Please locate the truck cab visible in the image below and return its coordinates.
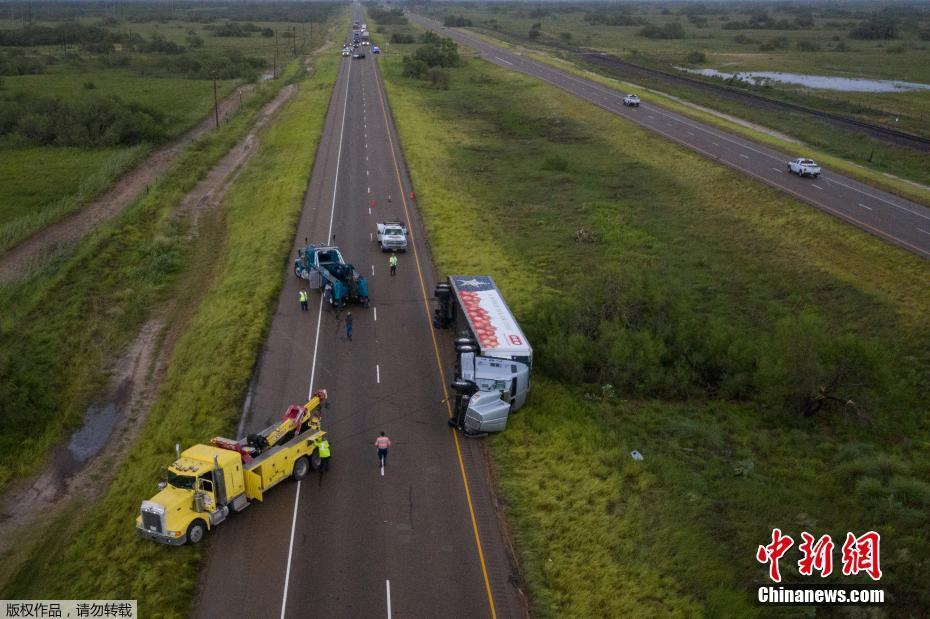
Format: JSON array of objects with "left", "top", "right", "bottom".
[
  {"left": 138, "top": 446, "right": 245, "bottom": 545},
  {"left": 295, "top": 245, "right": 344, "bottom": 288}
]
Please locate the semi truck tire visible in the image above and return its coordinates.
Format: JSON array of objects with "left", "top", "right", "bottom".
[
  {"left": 187, "top": 520, "right": 207, "bottom": 545},
  {"left": 292, "top": 456, "right": 310, "bottom": 480}
]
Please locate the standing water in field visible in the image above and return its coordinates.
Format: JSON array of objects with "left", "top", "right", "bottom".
[{"left": 675, "top": 67, "right": 930, "bottom": 93}]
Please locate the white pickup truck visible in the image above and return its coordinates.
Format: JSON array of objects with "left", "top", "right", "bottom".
[
  {"left": 787, "top": 158, "right": 822, "bottom": 178},
  {"left": 622, "top": 94, "right": 640, "bottom": 107},
  {"left": 376, "top": 221, "right": 408, "bottom": 252}
]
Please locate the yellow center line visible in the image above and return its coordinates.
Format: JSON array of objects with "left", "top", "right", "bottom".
[{"left": 371, "top": 56, "right": 498, "bottom": 619}]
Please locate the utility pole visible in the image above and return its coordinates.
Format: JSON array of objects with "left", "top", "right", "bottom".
[
  {"left": 292, "top": 26, "right": 296, "bottom": 56},
  {"left": 213, "top": 76, "right": 219, "bottom": 129},
  {"left": 274, "top": 29, "right": 278, "bottom": 78}
]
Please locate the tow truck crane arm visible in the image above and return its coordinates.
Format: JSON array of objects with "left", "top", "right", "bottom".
[{"left": 211, "top": 389, "right": 328, "bottom": 461}]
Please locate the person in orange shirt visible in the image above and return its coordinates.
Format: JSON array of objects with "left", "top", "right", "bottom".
[{"left": 374, "top": 431, "right": 391, "bottom": 467}]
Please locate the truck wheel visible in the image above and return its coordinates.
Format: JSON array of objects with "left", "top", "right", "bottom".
[
  {"left": 309, "top": 452, "right": 322, "bottom": 471},
  {"left": 292, "top": 456, "right": 310, "bottom": 480},
  {"left": 187, "top": 520, "right": 207, "bottom": 545}
]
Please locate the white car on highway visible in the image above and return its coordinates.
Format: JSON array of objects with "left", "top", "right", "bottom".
[
  {"left": 787, "top": 158, "right": 822, "bottom": 178},
  {"left": 622, "top": 94, "right": 641, "bottom": 107}
]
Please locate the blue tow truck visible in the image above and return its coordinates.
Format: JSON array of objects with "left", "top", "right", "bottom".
[{"left": 294, "top": 244, "right": 370, "bottom": 308}]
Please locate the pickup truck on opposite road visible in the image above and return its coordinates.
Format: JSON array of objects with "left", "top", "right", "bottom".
[
  {"left": 787, "top": 158, "right": 822, "bottom": 178},
  {"left": 376, "top": 221, "right": 408, "bottom": 252},
  {"left": 622, "top": 94, "right": 641, "bottom": 107}
]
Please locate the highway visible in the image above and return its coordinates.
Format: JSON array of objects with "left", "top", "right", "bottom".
[
  {"left": 411, "top": 15, "right": 930, "bottom": 261},
  {"left": 194, "top": 10, "right": 523, "bottom": 619}
]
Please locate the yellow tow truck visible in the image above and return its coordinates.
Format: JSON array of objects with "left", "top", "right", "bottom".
[{"left": 137, "top": 390, "right": 329, "bottom": 545}]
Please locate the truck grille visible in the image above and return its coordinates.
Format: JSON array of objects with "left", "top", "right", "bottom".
[{"left": 141, "top": 510, "right": 163, "bottom": 534}]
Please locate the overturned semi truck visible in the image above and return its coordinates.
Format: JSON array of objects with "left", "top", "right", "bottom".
[{"left": 434, "top": 275, "right": 532, "bottom": 435}]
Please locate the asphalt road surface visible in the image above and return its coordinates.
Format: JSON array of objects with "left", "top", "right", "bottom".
[
  {"left": 194, "top": 12, "right": 523, "bottom": 619},
  {"left": 412, "top": 15, "right": 930, "bottom": 261}
]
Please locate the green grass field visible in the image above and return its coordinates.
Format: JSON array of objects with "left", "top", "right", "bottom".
[
  {"left": 0, "top": 4, "right": 332, "bottom": 254},
  {"left": 1, "top": 44, "right": 340, "bottom": 613},
  {"left": 4, "top": 72, "right": 240, "bottom": 135},
  {"left": 376, "top": 19, "right": 930, "bottom": 615}
]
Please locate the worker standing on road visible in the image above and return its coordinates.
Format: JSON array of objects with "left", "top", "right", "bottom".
[
  {"left": 323, "top": 283, "right": 333, "bottom": 310},
  {"left": 346, "top": 311, "right": 353, "bottom": 341},
  {"left": 299, "top": 289, "right": 309, "bottom": 312},
  {"left": 389, "top": 252, "right": 398, "bottom": 276},
  {"left": 317, "top": 438, "right": 331, "bottom": 485},
  {"left": 374, "top": 431, "right": 391, "bottom": 467}
]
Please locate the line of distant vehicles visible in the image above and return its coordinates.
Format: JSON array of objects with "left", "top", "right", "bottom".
[{"left": 343, "top": 21, "right": 379, "bottom": 59}]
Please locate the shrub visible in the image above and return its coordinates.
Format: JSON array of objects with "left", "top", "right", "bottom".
[
  {"left": 0, "top": 91, "right": 165, "bottom": 147},
  {"left": 560, "top": 32, "right": 572, "bottom": 42},
  {"left": 754, "top": 312, "right": 888, "bottom": 418},
  {"left": 541, "top": 154, "right": 568, "bottom": 171},
  {"left": 402, "top": 56, "right": 426, "bottom": 79},
  {"left": 391, "top": 33, "right": 415, "bottom": 44},
  {"left": 443, "top": 15, "right": 472, "bottom": 28},
  {"left": 796, "top": 40, "right": 822, "bottom": 52},
  {"left": 639, "top": 22, "right": 686, "bottom": 40},
  {"left": 850, "top": 16, "right": 899, "bottom": 40},
  {"left": 684, "top": 50, "right": 706, "bottom": 63},
  {"left": 583, "top": 10, "right": 644, "bottom": 27},
  {"left": 427, "top": 67, "right": 450, "bottom": 90},
  {"left": 83, "top": 81, "right": 96, "bottom": 90},
  {"left": 733, "top": 34, "right": 755, "bottom": 45},
  {"left": 368, "top": 7, "right": 408, "bottom": 26},
  {"left": 688, "top": 15, "right": 708, "bottom": 28}
]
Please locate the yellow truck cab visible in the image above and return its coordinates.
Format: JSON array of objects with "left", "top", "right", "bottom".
[{"left": 137, "top": 391, "right": 329, "bottom": 545}]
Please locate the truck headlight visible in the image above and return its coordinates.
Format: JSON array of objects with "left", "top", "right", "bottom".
[{"left": 168, "top": 530, "right": 182, "bottom": 538}]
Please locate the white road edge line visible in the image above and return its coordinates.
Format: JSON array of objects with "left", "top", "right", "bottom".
[
  {"left": 283, "top": 51, "right": 353, "bottom": 619},
  {"left": 918, "top": 227, "right": 930, "bottom": 235},
  {"left": 812, "top": 184, "right": 824, "bottom": 190},
  {"left": 494, "top": 56, "right": 513, "bottom": 66},
  {"left": 772, "top": 167, "right": 783, "bottom": 173},
  {"left": 386, "top": 579, "right": 392, "bottom": 619},
  {"left": 858, "top": 203, "right": 873, "bottom": 210},
  {"left": 739, "top": 153, "right": 749, "bottom": 159}
]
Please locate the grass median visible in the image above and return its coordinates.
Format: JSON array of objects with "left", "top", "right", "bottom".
[
  {"left": 1, "top": 48, "right": 340, "bottom": 613},
  {"left": 377, "top": 27, "right": 930, "bottom": 616},
  {"left": 457, "top": 28, "right": 930, "bottom": 206}
]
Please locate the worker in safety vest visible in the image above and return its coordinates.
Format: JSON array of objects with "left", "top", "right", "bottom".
[
  {"left": 374, "top": 432, "right": 391, "bottom": 467},
  {"left": 298, "top": 289, "right": 309, "bottom": 312},
  {"left": 389, "top": 252, "right": 398, "bottom": 276},
  {"left": 317, "top": 439, "right": 331, "bottom": 485}
]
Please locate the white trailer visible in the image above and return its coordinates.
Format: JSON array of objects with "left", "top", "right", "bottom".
[{"left": 434, "top": 275, "right": 532, "bottom": 435}]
